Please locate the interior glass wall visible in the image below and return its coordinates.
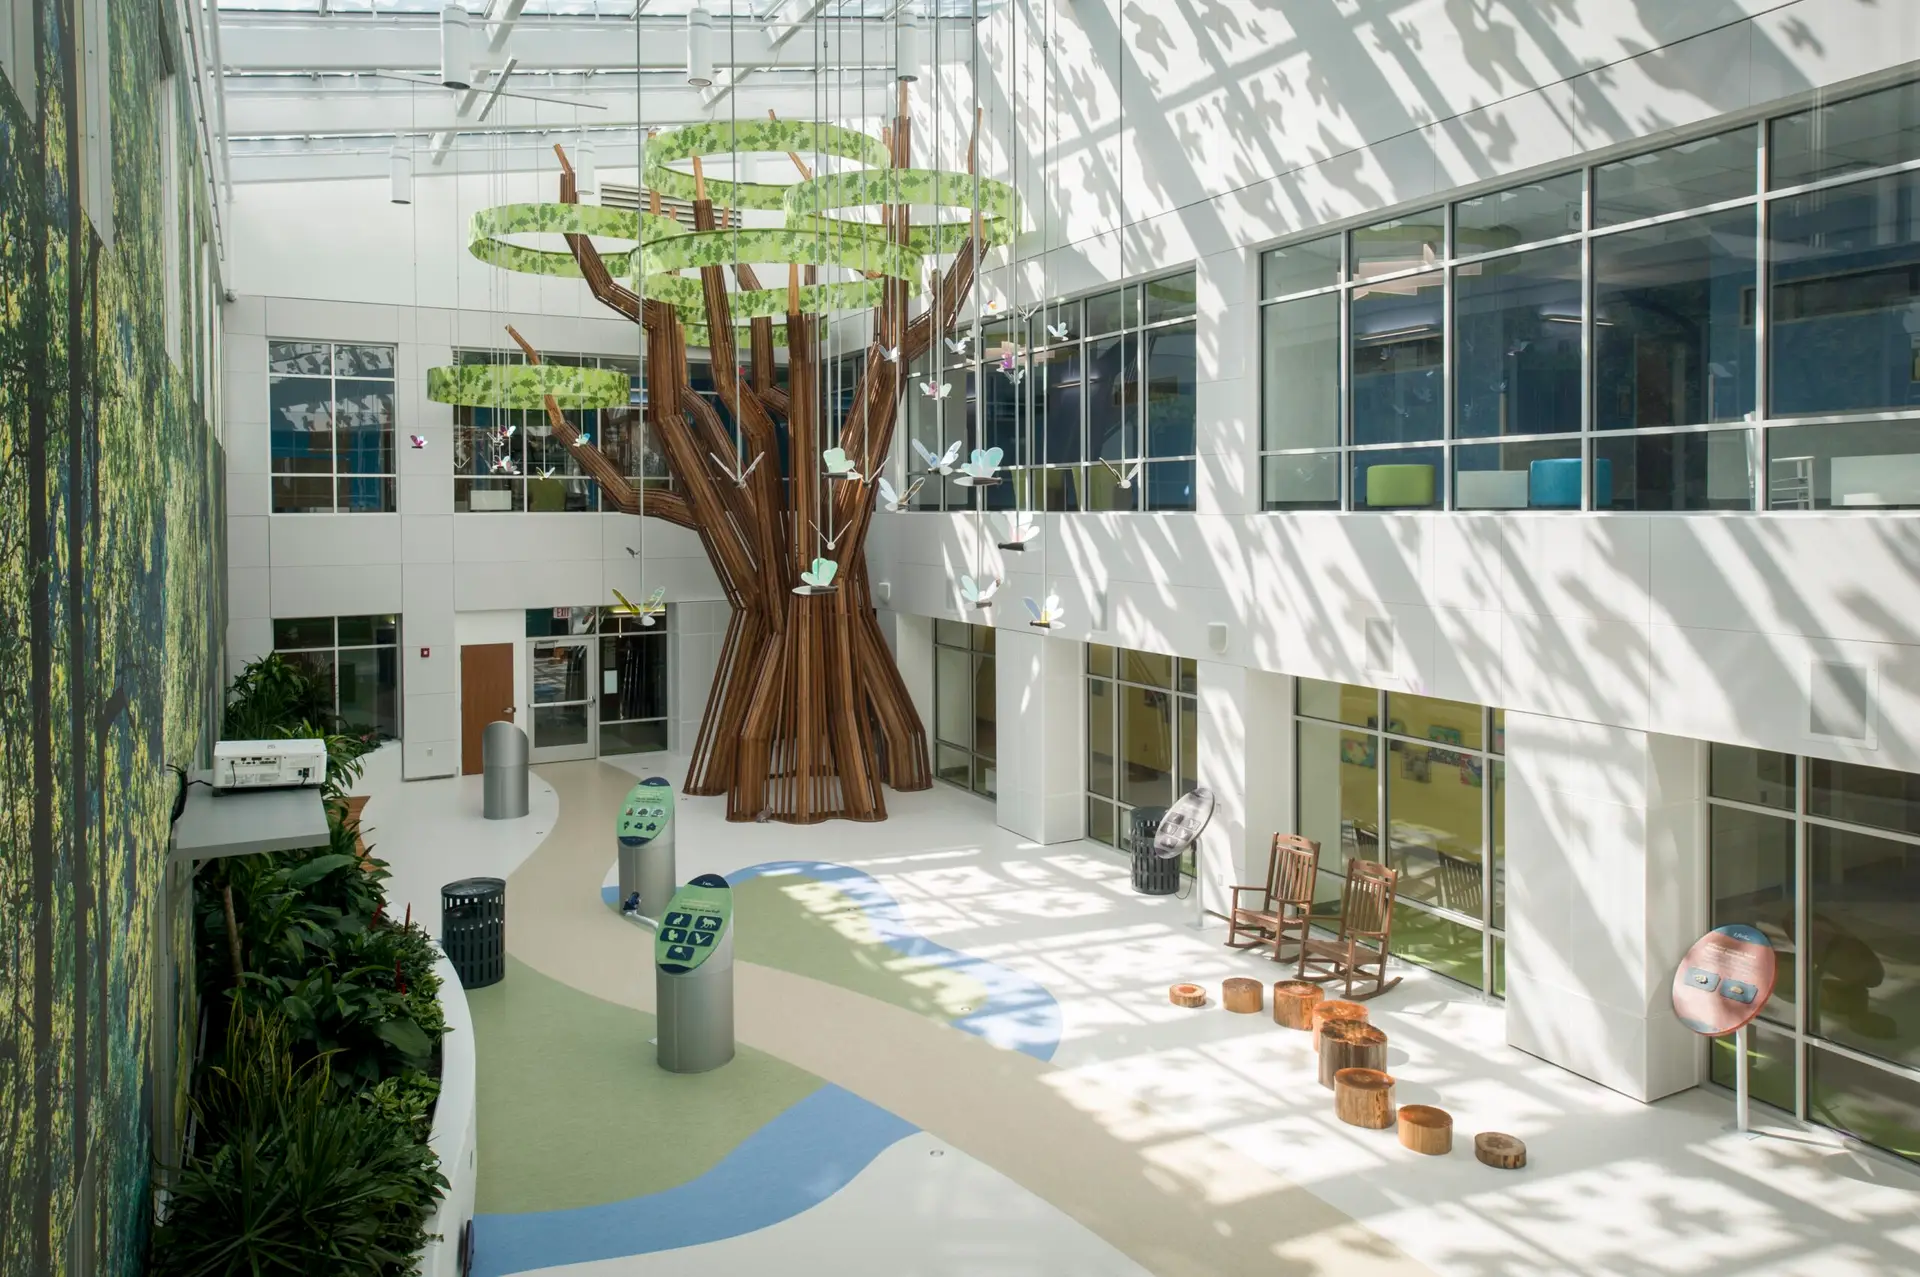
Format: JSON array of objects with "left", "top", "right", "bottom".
[
  {"left": 520, "top": 606, "right": 670, "bottom": 756},
  {"left": 268, "top": 341, "right": 397, "bottom": 513},
  {"left": 1709, "top": 744, "right": 1920, "bottom": 1163},
  {"left": 1259, "top": 76, "right": 1920, "bottom": 511},
  {"left": 910, "top": 272, "right": 1198, "bottom": 513},
  {"left": 270, "top": 614, "right": 401, "bottom": 739},
  {"left": 598, "top": 607, "right": 670, "bottom": 754},
  {"left": 1295, "top": 679, "right": 1505, "bottom": 992},
  {"left": 933, "top": 621, "right": 996, "bottom": 799},
  {"left": 453, "top": 349, "right": 671, "bottom": 512},
  {"left": 1085, "top": 645, "right": 1198, "bottom": 861}
]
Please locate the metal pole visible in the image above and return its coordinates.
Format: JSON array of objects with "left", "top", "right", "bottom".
[{"left": 1735, "top": 1022, "right": 1751, "bottom": 1135}]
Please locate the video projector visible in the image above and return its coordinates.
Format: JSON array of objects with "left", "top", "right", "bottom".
[{"left": 212, "top": 739, "right": 329, "bottom": 792}]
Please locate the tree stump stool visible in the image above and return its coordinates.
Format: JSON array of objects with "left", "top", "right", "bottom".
[
  {"left": 1223, "top": 977, "right": 1263, "bottom": 1014},
  {"left": 1169, "top": 983, "right": 1206, "bottom": 1008},
  {"left": 1397, "top": 1105, "right": 1453, "bottom": 1155},
  {"left": 1272, "top": 980, "right": 1323, "bottom": 1030},
  {"left": 1311, "top": 1000, "right": 1369, "bottom": 1052},
  {"left": 1333, "top": 1068, "right": 1396, "bottom": 1129},
  {"left": 1474, "top": 1132, "right": 1526, "bottom": 1170},
  {"left": 1318, "top": 1020, "right": 1388, "bottom": 1089}
]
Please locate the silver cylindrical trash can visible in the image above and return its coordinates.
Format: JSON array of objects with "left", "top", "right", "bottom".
[
  {"left": 616, "top": 777, "right": 677, "bottom": 921},
  {"left": 656, "top": 873, "right": 734, "bottom": 1073},
  {"left": 482, "top": 720, "right": 529, "bottom": 820}
]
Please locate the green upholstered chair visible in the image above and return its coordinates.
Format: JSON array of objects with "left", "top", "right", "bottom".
[
  {"left": 528, "top": 477, "right": 568, "bottom": 512},
  {"left": 1364, "top": 464, "right": 1435, "bottom": 508}
]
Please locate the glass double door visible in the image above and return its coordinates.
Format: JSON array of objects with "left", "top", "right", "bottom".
[{"left": 529, "top": 637, "right": 597, "bottom": 762}]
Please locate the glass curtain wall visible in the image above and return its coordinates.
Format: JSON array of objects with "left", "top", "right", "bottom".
[
  {"left": 1709, "top": 745, "right": 1920, "bottom": 1163},
  {"left": 1259, "top": 76, "right": 1920, "bottom": 511},
  {"left": 598, "top": 607, "right": 670, "bottom": 754},
  {"left": 1295, "top": 680, "right": 1506, "bottom": 992},
  {"left": 270, "top": 614, "right": 401, "bottom": 739},
  {"left": 1086, "top": 645, "right": 1198, "bottom": 860},
  {"left": 453, "top": 348, "right": 671, "bottom": 512},
  {"left": 268, "top": 341, "right": 397, "bottom": 513},
  {"left": 910, "top": 272, "right": 1198, "bottom": 513},
  {"left": 933, "top": 621, "right": 996, "bottom": 799}
]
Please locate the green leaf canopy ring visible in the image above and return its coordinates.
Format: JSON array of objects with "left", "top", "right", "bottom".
[
  {"left": 468, "top": 203, "right": 686, "bottom": 279},
  {"left": 427, "top": 364, "right": 632, "bottom": 410},
  {"left": 782, "top": 169, "right": 1022, "bottom": 251},
  {"left": 643, "top": 120, "right": 889, "bottom": 211},
  {"left": 638, "top": 224, "right": 919, "bottom": 285},
  {"left": 648, "top": 274, "right": 887, "bottom": 322}
]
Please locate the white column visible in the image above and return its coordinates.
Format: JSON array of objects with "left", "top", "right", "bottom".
[
  {"left": 1505, "top": 711, "right": 1706, "bottom": 1102},
  {"left": 995, "top": 629, "right": 1085, "bottom": 844},
  {"left": 887, "top": 612, "right": 936, "bottom": 747},
  {"left": 1196, "top": 663, "right": 1294, "bottom": 918},
  {"left": 1195, "top": 244, "right": 1258, "bottom": 517}
]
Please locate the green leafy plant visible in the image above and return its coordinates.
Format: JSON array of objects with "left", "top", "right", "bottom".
[
  {"left": 223, "top": 653, "right": 338, "bottom": 740},
  {"left": 152, "top": 1013, "right": 446, "bottom": 1276}
]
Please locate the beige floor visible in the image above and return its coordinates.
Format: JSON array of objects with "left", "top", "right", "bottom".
[
  {"left": 361, "top": 746, "right": 1920, "bottom": 1276},
  {"left": 504, "top": 760, "right": 1432, "bottom": 1275}
]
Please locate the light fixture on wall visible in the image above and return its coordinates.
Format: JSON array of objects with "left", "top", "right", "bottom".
[
  {"left": 389, "top": 140, "right": 414, "bottom": 205},
  {"left": 875, "top": 581, "right": 892, "bottom": 604},
  {"left": 1207, "top": 621, "right": 1228, "bottom": 654},
  {"left": 686, "top": 6, "right": 715, "bottom": 88},
  {"left": 439, "top": 4, "right": 473, "bottom": 90},
  {"left": 895, "top": 12, "right": 924, "bottom": 82},
  {"left": 575, "top": 136, "right": 597, "bottom": 200}
]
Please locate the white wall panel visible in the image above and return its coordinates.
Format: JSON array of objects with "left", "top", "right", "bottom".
[{"left": 269, "top": 564, "right": 403, "bottom": 617}]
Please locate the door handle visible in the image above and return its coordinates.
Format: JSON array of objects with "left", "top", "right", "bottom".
[{"left": 504, "top": 705, "right": 516, "bottom": 718}]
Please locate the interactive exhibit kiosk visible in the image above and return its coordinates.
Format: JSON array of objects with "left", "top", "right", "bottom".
[
  {"left": 617, "top": 777, "right": 676, "bottom": 924},
  {"left": 655, "top": 874, "right": 735, "bottom": 1073}
]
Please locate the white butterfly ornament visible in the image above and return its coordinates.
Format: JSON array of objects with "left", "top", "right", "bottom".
[
  {"left": 822, "top": 447, "right": 862, "bottom": 482},
  {"left": 1101, "top": 457, "right": 1143, "bottom": 490},
  {"left": 1046, "top": 321, "right": 1070, "bottom": 341},
  {"left": 955, "top": 447, "right": 1004, "bottom": 487},
  {"left": 1024, "top": 593, "right": 1066, "bottom": 630},
  {"left": 877, "top": 475, "right": 925, "bottom": 512},
  {"left": 794, "top": 557, "right": 840, "bottom": 596},
  {"left": 960, "top": 575, "right": 999, "bottom": 609},
  {"left": 920, "top": 379, "right": 953, "bottom": 400},
  {"left": 912, "top": 439, "right": 963, "bottom": 476},
  {"left": 997, "top": 510, "right": 1039, "bottom": 551}
]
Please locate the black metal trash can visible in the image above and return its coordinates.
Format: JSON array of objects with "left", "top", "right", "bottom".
[
  {"left": 1129, "top": 805, "right": 1179, "bottom": 895},
  {"left": 441, "top": 877, "right": 507, "bottom": 989}
]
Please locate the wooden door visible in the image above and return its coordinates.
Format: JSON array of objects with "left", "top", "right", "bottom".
[{"left": 461, "top": 643, "right": 516, "bottom": 775}]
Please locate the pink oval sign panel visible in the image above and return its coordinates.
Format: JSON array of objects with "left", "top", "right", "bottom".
[{"left": 1671, "top": 923, "right": 1777, "bottom": 1036}]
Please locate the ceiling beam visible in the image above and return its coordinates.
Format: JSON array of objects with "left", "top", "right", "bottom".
[{"left": 217, "top": 14, "right": 939, "bottom": 75}]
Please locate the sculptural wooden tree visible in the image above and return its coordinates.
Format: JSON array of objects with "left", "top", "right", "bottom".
[{"left": 541, "top": 91, "right": 985, "bottom": 823}]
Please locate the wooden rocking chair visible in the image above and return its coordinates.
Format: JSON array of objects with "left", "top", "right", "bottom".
[
  {"left": 1226, "top": 834, "right": 1318, "bottom": 962},
  {"left": 1298, "top": 858, "right": 1401, "bottom": 1000}
]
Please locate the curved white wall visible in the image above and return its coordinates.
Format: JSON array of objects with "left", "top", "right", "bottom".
[{"left": 418, "top": 951, "right": 478, "bottom": 1277}]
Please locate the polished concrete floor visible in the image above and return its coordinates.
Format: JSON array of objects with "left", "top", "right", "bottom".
[{"left": 353, "top": 745, "right": 1920, "bottom": 1276}]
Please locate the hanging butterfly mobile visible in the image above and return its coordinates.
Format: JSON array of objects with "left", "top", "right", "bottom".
[
  {"left": 953, "top": 446, "right": 1004, "bottom": 488},
  {"left": 960, "top": 575, "right": 999, "bottom": 609},
  {"left": 877, "top": 475, "right": 925, "bottom": 512},
  {"left": 793, "top": 557, "right": 840, "bottom": 596},
  {"left": 912, "top": 439, "right": 962, "bottom": 476},
  {"left": 1024, "top": 593, "right": 1066, "bottom": 630},
  {"left": 997, "top": 510, "right": 1039, "bottom": 552},
  {"left": 822, "top": 447, "right": 863, "bottom": 482},
  {"left": 611, "top": 586, "right": 668, "bottom": 627}
]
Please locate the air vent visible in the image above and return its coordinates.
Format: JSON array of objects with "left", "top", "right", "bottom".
[
  {"left": 1809, "top": 659, "right": 1872, "bottom": 741},
  {"left": 1365, "top": 617, "right": 1395, "bottom": 676},
  {"left": 601, "top": 182, "right": 740, "bottom": 231}
]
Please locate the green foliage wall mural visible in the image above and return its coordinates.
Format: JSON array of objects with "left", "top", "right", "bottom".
[{"left": 0, "top": 0, "right": 224, "bottom": 1272}]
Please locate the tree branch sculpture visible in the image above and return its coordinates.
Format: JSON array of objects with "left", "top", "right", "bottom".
[{"left": 523, "top": 98, "right": 991, "bottom": 823}]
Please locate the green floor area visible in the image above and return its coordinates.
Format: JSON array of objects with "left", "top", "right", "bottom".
[
  {"left": 728, "top": 873, "right": 991, "bottom": 1023},
  {"left": 467, "top": 957, "right": 823, "bottom": 1213}
]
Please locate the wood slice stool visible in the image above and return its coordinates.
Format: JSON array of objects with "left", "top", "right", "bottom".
[
  {"left": 1333, "top": 1068, "right": 1395, "bottom": 1129},
  {"left": 1474, "top": 1132, "right": 1526, "bottom": 1170},
  {"left": 1223, "top": 977, "right": 1263, "bottom": 1014},
  {"left": 1318, "top": 1020, "right": 1388, "bottom": 1089},
  {"left": 1397, "top": 1105, "right": 1453, "bottom": 1155},
  {"left": 1169, "top": 983, "right": 1206, "bottom": 1008},
  {"left": 1272, "top": 980, "right": 1323, "bottom": 1030},
  {"left": 1311, "top": 1000, "right": 1368, "bottom": 1051}
]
